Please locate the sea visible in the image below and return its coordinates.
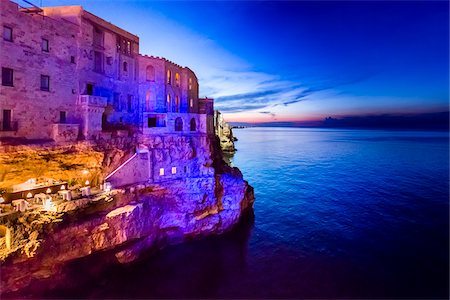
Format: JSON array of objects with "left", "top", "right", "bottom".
[{"left": 21, "top": 128, "right": 450, "bottom": 299}]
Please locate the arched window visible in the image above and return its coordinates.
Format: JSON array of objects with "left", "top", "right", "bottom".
[
  {"left": 146, "top": 65, "right": 155, "bottom": 81},
  {"left": 188, "top": 78, "right": 192, "bottom": 90},
  {"left": 123, "top": 61, "right": 128, "bottom": 72},
  {"left": 167, "top": 69, "right": 171, "bottom": 85},
  {"left": 166, "top": 94, "right": 171, "bottom": 112},
  {"left": 175, "top": 73, "right": 180, "bottom": 86},
  {"left": 190, "top": 118, "right": 196, "bottom": 131},
  {"left": 175, "top": 96, "right": 179, "bottom": 113},
  {"left": 175, "top": 117, "right": 183, "bottom": 131}
]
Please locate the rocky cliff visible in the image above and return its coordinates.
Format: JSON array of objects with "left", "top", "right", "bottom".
[{"left": 0, "top": 135, "right": 254, "bottom": 295}]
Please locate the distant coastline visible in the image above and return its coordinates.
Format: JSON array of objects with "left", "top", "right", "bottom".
[{"left": 231, "top": 111, "right": 450, "bottom": 131}]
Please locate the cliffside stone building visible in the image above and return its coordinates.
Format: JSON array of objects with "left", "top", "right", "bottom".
[{"left": 0, "top": 0, "right": 213, "bottom": 142}]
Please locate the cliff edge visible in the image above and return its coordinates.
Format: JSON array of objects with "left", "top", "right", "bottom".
[{"left": 0, "top": 135, "right": 254, "bottom": 295}]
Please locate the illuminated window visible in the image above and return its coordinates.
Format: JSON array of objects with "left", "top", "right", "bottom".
[
  {"left": 166, "top": 94, "right": 171, "bottom": 112},
  {"left": 190, "top": 98, "right": 193, "bottom": 108},
  {"left": 175, "top": 96, "right": 179, "bottom": 113},
  {"left": 159, "top": 168, "right": 164, "bottom": 176},
  {"left": 175, "top": 73, "right": 180, "bottom": 86},
  {"left": 171, "top": 167, "right": 176, "bottom": 174},
  {"left": 167, "top": 70, "right": 171, "bottom": 85},
  {"left": 188, "top": 78, "right": 192, "bottom": 90}
]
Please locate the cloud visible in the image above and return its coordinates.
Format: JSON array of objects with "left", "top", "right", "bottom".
[{"left": 259, "top": 111, "right": 276, "bottom": 118}]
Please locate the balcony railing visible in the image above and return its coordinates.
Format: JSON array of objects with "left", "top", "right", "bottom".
[
  {"left": 0, "top": 121, "right": 18, "bottom": 131},
  {"left": 77, "top": 95, "right": 107, "bottom": 108}
]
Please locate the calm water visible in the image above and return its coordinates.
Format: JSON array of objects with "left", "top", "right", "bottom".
[{"left": 35, "top": 128, "right": 450, "bottom": 298}]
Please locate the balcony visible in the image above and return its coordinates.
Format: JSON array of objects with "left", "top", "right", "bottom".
[
  {"left": 77, "top": 95, "right": 107, "bottom": 108},
  {"left": 0, "top": 121, "right": 18, "bottom": 132}
]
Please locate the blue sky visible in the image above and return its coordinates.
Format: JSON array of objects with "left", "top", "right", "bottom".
[{"left": 28, "top": 0, "right": 449, "bottom": 122}]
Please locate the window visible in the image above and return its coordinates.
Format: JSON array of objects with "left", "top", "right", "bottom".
[
  {"left": 41, "top": 38, "right": 49, "bottom": 52},
  {"left": 190, "top": 118, "right": 196, "bottom": 131},
  {"left": 188, "top": 78, "right": 192, "bottom": 90},
  {"left": 40, "top": 75, "right": 50, "bottom": 91},
  {"left": 171, "top": 167, "right": 176, "bottom": 174},
  {"left": 2, "top": 109, "right": 12, "bottom": 131},
  {"left": 94, "top": 51, "right": 103, "bottom": 73},
  {"left": 175, "top": 96, "right": 179, "bottom": 113},
  {"left": 148, "top": 117, "right": 157, "bottom": 128},
  {"left": 70, "top": 56, "right": 75, "bottom": 64},
  {"left": 146, "top": 65, "right": 155, "bottom": 81},
  {"left": 167, "top": 70, "right": 171, "bottom": 85},
  {"left": 190, "top": 98, "right": 193, "bottom": 108},
  {"left": 3, "top": 26, "right": 12, "bottom": 42},
  {"left": 1, "top": 67, "right": 13, "bottom": 86},
  {"left": 117, "top": 36, "right": 132, "bottom": 56},
  {"left": 86, "top": 83, "right": 93, "bottom": 95},
  {"left": 175, "top": 117, "right": 183, "bottom": 132},
  {"left": 59, "top": 111, "right": 66, "bottom": 124},
  {"left": 184, "top": 166, "right": 187, "bottom": 173},
  {"left": 175, "top": 73, "right": 180, "bottom": 87},
  {"left": 93, "top": 27, "right": 103, "bottom": 46},
  {"left": 166, "top": 94, "right": 171, "bottom": 112},
  {"left": 159, "top": 168, "right": 164, "bottom": 176},
  {"left": 127, "top": 95, "right": 133, "bottom": 112},
  {"left": 126, "top": 41, "right": 131, "bottom": 54},
  {"left": 123, "top": 61, "right": 128, "bottom": 72}
]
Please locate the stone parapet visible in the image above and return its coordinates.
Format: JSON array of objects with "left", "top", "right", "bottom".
[
  {"left": 51, "top": 123, "right": 80, "bottom": 143},
  {"left": 76, "top": 95, "right": 107, "bottom": 108}
]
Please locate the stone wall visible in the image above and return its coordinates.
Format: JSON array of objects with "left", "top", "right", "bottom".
[
  {"left": 0, "top": 133, "right": 255, "bottom": 295},
  {"left": 138, "top": 55, "right": 200, "bottom": 116},
  {"left": 0, "top": 1, "right": 79, "bottom": 140}
]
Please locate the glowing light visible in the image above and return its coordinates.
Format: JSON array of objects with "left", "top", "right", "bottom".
[
  {"left": 171, "top": 167, "right": 177, "bottom": 174},
  {"left": 46, "top": 188, "right": 52, "bottom": 194},
  {"left": 26, "top": 192, "right": 33, "bottom": 198},
  {"left": 43, "top": 198, "right": 57, "bottom": 212},
  {"left": 60, "top": 185, "right": 66, "bottom": 190},
  {"left": 159, "top": 168, "right": 164, "bottom": 176},
  {"left": 104, "top": 182, "right": 112, "bottom": 192},
  {"left": 85, "top": 180, "right": 90, "bottom": 186},
  {"left": 0, "top": 197, "right": 4, "bottom": 203},
  {"left": 82, "top": 169, "right": 89, "bottom": 175}
]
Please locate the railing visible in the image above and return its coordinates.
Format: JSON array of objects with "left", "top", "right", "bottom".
[
  {"left": 77, "top": 95, "right": 107, "bottom": 107},
  {"left": 0, "top": 121, "right": 18, "bottom": 131}
]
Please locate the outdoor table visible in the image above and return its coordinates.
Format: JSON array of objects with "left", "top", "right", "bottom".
[
  {"left": 80, "top": 186, "right": 91, "bottom": 197},
  {"left": 58, "top": 190, "right": 72, "bottom": 201}
]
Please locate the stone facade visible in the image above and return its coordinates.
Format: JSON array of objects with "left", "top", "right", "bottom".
[
  {"left": 0, "top": 1, "right": 79, "bottom": 140},
  {"left": 0, "top": 1, "right": 213, "bottom": 142},
  {"left": 137, "top": 55, "right": 212, "bottom": 136}
]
